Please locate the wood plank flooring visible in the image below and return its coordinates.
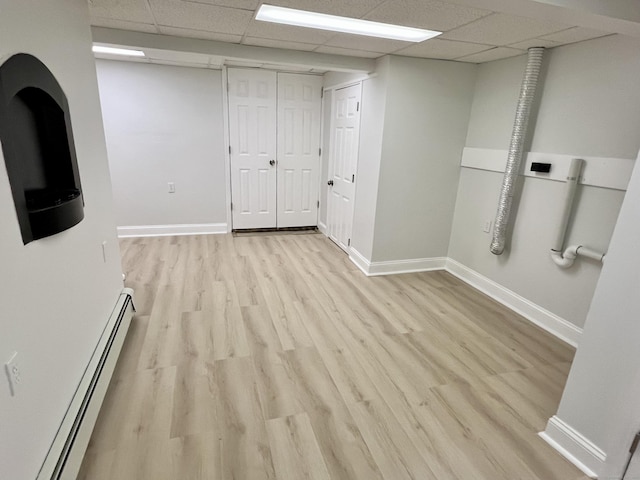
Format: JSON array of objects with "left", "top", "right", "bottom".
[{"left": 78, "top": 233, "right": 586, "bottom": 480}]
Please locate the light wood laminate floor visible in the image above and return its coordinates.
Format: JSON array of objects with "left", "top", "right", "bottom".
[{"left": 79, "top": 233, "right": 587, "bottom": 480}]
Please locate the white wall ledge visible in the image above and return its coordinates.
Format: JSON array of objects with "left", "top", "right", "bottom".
[{"left": 461, "top": 147, "right": 634, "bottom": 191}]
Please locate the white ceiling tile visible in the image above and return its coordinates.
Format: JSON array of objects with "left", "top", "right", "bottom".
[
  {"left": 456, "top": 46, "right": 525, "bottom": 63},
  {"left": 245, "top": 20, "right": 335, "bottom": 44},
  {"left": 90, "top": 16, "right": 159, "bottom": 33},
  {"left": 508, "top": 38, "right": 559, "bottom": 50},
  {"left": 394, "top": 38, "right": 491, "bottom": 59},
  {"left": 242, "top": 37, "right": 319, "bottom": 52},
  {"left": 323, "top": 33, "right": 411, "bottom": 54},
  {"left": 441, "top": 13, "right": 571, "bottom": 46},
  {"left": 365, "top": 0, "right": 492, "bottom": 32},
  {"left": 150, "top": 0, "right": 252, "bottom": 34},
  {"left": 89, "top": 0, "right": 155, "bottom": 24},
  {"left": 539, "top": 27, "right": 611, "bottom": 44},
  {"left": 157, "top": 26, "right": 243, "bottom": 43},
  {"left": 181, "top": 0, "right": 260, "bottom": 10},
  {"left": 314, "top": 45, "right": 382, "bottom": 58},
  {"left": 267, "top": 0, "right": 385, "bottom": 18}
]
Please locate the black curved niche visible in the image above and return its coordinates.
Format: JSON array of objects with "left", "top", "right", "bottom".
[{"left": 0, "top": 54, "right": 84, "bottom": 244}]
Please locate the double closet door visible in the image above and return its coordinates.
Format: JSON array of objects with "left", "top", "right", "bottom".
[{"left": 228, "top": 68, "right": 322, "bottom": 230}]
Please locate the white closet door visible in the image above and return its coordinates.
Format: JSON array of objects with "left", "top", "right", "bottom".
[
  {"left": 228, "top": 68, "right": 277, "bottom": 229},
  {"left": 276, "top": 73, "right": 322, "bottom": 228},
  {"left": 327, "top": 83, "right": 362, "bottom": 252}
]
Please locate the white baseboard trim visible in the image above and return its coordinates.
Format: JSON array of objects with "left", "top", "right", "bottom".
[
  {"left": 318, "top": 221, "right": 327, "bottom": 235},
  {"left": 117, "top": 223, "right": 228, "bottom": 238},
  {"left": 349, "top": 248, "right": 447, "bottom": 276},
  {"left": 539, "top": 416, "right": 605, "bottom": 479},
  {"left": 444, "top": 258, "right": 582, "bottom": 347}
]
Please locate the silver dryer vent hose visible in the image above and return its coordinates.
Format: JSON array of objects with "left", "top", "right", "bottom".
[{"left": 490, "top": 47, "right": 545, "bottom": 255}]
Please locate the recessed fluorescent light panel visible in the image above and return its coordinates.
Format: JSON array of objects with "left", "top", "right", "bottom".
[
  {"left": 255, "top": 4, "right": 441, "bottom": 42},
  {"left": 92, "top": 45, "right": 145, "bottom": 57}
]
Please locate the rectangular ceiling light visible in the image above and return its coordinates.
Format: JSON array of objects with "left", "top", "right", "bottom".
[
  {"left": 255, "top": 4, "right": 441, "bottom": 42},
  {"left": 92, "top": 45, "right": 145, "bottom": 57}
]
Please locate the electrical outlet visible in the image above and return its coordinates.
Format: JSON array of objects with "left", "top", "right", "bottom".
[
  {"left": 168, "top": 182, "right": 175, "bottom": 193},
  {"left": 483, "top": 220, "right": 492, "bottom": 233},
  {"left": 5, "top": 352, "right": 21, "bottom": 396}
]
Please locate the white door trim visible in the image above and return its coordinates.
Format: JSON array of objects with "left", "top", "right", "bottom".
[{"left": 222, "top": 65, "right": 232, "bottom": 232}]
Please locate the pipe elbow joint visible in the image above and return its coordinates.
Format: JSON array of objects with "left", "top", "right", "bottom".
[{"left": 551, "top": 245, "right": 579, "bottom": 268}]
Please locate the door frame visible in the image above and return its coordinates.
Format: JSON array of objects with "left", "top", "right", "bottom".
[
  {"left": 225, "top": 67, "right": 325, "bottom": 231},
  {"left": 222, "top": 65, "right": 233, "bottom": 233}
]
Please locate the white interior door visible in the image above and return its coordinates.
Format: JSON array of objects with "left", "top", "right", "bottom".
[
  {"left": 327, "top": 83, "right": 362, "bottom": 252},
  {"left": 276, "top": 73, "right": 322, "bottom": 228},
  {"left": 228, "top": 68, "right": 277, "bottom": 229}
]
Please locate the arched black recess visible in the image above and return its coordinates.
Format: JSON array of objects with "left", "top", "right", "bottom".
[{"left": 0, "top": 54, "right": 84, "bottom": 244}]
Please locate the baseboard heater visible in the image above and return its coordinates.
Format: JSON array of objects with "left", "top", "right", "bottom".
[{"left": 36, "top": 288, "right": 135, "bottom": 480}]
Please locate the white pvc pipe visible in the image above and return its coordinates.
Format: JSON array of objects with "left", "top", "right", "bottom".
[
  {"left": 551, "top": 158, "right": 584, "bottom": 252},
  {"left": 550, "top": 158, "right": 605, "bottom": 268}
]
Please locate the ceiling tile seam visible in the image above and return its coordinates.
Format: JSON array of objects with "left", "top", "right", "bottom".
[
  {"left": 438, "top": 10, "right": 498, "bottom": 35},
  {"left": 449, "top": 45, "right": 499, "bottom": 60},
  {"left": 313, "top": 5, "right": 498, "bottom": 52},
  {"left": 244, "top": 36, "right": 320, "bottom": 49},
  {"left": 455, "top": 46, "right": 525, "bottom": 61},
  {"left": 358, "top": 0, "right": 393, "bottom": 20},
  {"left": 143, "top": 0, "right": 160, "bottom": 32},
  {"left": 90, "top": 16, "right": 156, "bottom": 28},
  {"left": 308, "top": 0, "right": 417, "bottom": 54},
  {"left": 154, "top": 23, "right": 241, "bottom": 36},
  {"left": 181, "top": 0, "right": 256, "bottom": 13}
]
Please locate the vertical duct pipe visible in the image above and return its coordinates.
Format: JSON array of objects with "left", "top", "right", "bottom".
[
  {"left": 490, "top": 47, "right": 545, "bottom": 255},
  {"left": 551, "top": 158, "right": 584, "bottom": 253},
  {"left": 550, "top": 158, "right": 605, "bottom": 268}
]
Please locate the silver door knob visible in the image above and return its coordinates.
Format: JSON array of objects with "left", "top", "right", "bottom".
[{"left": 269, "top": 159, "right": 275, "bottom": 166}]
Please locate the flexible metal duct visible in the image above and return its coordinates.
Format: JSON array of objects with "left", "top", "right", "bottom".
[{"left": 490, "top": 47, "right": 545, "bottom": 255}]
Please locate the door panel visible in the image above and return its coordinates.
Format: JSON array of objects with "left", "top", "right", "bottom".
[
  {"left": 276, "top": 73, "right": 322, "bottom": 228},
  {"left": 228, "top": 69, "right": 277, "bottom": 229},
  {"left": 327, "top": 83, "right": 362, "bottom": 252}
]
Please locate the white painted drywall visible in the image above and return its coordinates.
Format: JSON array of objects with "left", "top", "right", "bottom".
[
  {"left": 0, "top": 1, "right": 124, "bottom": 478},
  {"left": 350, "top": 57, "right": 390, "bottom": 261},
  {"left": 96, "top": 60, "right": 228, "bottom": 229},
  {"left": 449, "top": 34, "right": 640, "bottom": 328},
  {"left": 371, "top": 55, "right": 476, "bottom": 262},
  {"left": 547, "top": 147, "right": 640, "bottom": 478}
]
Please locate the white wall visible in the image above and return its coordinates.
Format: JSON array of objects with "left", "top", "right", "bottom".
[
  {"left": 347, "top": 56, "right": 476, "bottom": 264},
  {"left": 0, "top": 1, "right": 124, "bottom": 479},
  {"left": 371, "top": 56, "right": 476, "bottom": 262},
  {"left": 449, "top": 34, "right": 640, "bottom": 329},
  {"left": 96, "top": 60, "right": 228, "bottom": 230},
  {"left": 545, "top": 148, "right": 640, "bottom": 478},
  {"left": 351, "top": 57, "right": 390, "bottom": 261}
]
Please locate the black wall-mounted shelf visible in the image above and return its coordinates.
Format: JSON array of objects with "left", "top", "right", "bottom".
[{"left": 0, "top": 54, "right": 84, "bottom": 244}]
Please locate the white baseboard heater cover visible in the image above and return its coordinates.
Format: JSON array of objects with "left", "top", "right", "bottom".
[{"left": 37, "top": 288, "right": 135, "bottom": 480}]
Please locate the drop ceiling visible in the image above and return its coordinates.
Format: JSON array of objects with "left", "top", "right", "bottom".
[{"left": 89, "top": 0, "right": 618, "bottom": 65}]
